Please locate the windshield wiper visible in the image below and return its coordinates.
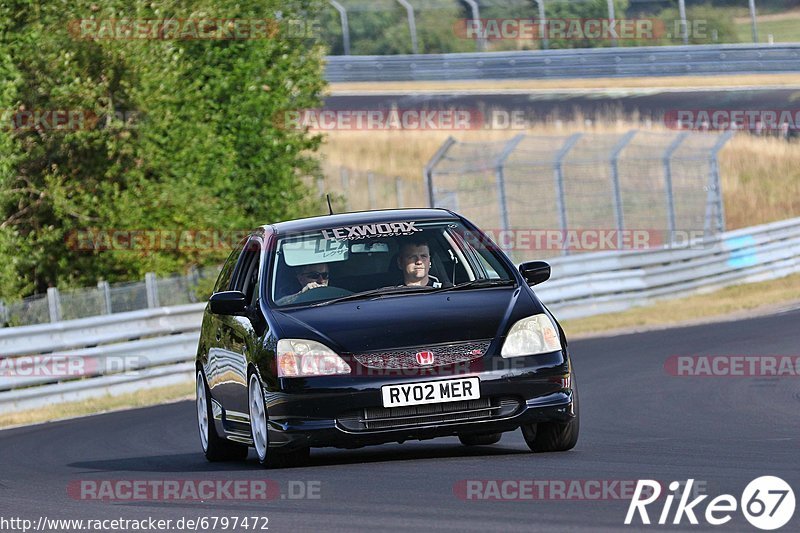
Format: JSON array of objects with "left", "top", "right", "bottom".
[
  {"left": 310, "top": 285, "right": 436, "bottom": 307},
  {"left": 435, "top": 278, "right": 516, "bottom": 293}
]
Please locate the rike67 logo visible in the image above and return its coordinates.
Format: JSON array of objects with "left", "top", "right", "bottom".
[{"left": 625, "top": 477, "right": 795, "bottom": 530}]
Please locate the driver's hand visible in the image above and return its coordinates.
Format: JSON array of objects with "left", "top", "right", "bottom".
[{"left": 301, "top": 282, "right": 324, "bottom": 293}]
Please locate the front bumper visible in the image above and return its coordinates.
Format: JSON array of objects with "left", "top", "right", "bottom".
[{"left": 255, "top": 350, "right": 575, "bottom": 450}]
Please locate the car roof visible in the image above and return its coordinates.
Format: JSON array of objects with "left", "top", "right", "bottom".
[{"left": 264, "top": 208, "right": 459, "bottom": 235}]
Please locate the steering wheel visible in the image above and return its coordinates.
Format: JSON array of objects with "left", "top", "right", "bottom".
[{"left": 289, "top": 285, "right": 353, "bottom": 304}]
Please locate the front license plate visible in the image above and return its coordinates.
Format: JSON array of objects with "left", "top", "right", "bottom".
[{"left": 381, "top": 377, "right": 480, "bottom": 408}]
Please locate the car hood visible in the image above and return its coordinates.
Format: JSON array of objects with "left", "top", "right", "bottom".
[{"left": 271, "top": 287, "right": 541, "bottom": 353}]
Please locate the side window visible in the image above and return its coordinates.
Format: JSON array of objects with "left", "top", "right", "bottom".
[
  {"left": 231, "top": 238, "right": 262, "bottom": 306},
  {"left": 214, "top": 241, "right": 246, "bottom": 293},
  {"left": 475, "top": 254, "right": 501, "bottom": 279},
  {"left": 449, "top": 226, "right": 512, "bottom": 280}
]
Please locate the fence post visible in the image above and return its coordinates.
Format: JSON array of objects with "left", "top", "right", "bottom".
[
  {"left": 748, "top": 0, "right": 759, "bottom": 43},
  {"left": 606, "top": 0, "right": 617, "bottom": 47},
  {"left": 424, "top": 136, "right": 457, "bottom": 208},
  {"left": 396, "top": 0, "right": 418, "bottom": 54},
  {"left": 47, "top": 287, "right": 62, "bottom": 323},
  {"left": 329, "top": 1, "right": 351, "bottom": 55},
  {"left": 187, "top": 266, "right": 200, "bottom": 303},
  {"left": 678, "top": 0, "right": 688, "bottom": 45},
  {"left": 367, "top": 172, "right": 376, "bottom": 209},
  {"left": 535, "top": 1, "right": 548, "bottom": 50},
  {"left": 145, "top": 272, "right": 160, "bottom": 309},
  {"left": 707, "top": 130, "right": 735, "bottom": 234},
  {"left": 97, "top": 280, "right": 112, "bottom": 315},
  {"left": 0, "top": 300, "right": 8, "bottom": 327},
  {"left": 610, "top": 130, "right": 637, "bottom": 248},
  {"left": 553, "top": 133, "right": 583, "bottom": 256},
  {"left": 395, "top": 177, "right": 405, "bottom": 208},
  {"left": 461, "top": 0, "right": 484, "bottom": 52},
  {"left": 663, "top": 132, "right": 689, "bottom": 241},
  {"left": 340, "top": 167, "right": 350, "bottom": 210},
  {"left": 495, "top": 134, "right": 526, "bottom": 240}
]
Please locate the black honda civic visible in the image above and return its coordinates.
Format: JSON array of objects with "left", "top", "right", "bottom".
[{"left": 195, "top": 208, "right": 578, "bottom": 467}]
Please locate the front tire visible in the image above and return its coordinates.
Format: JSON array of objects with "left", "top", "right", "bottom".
[
  {"left": 521, "top": 380, "right": 580, "bottom": 453},
  {"left": 248, "top": 372, "right": 309, "bottom": 468},
  {"left": 196, "top": 371, "right": 248, "bottom": 461}
]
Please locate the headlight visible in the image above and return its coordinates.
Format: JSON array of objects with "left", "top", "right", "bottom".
[
  {"left": 500, "top": 314, "right": 562, "bottom": 358},
  {"left": 277, "top": 339, "right": 351, "bottom": 377}
]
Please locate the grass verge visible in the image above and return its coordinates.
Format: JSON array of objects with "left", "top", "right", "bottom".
[
  {"left": 0, "top": 379, "right": 195, "bottom": 430},
  {"left": 328, "top": 73, "right": 800, "bottom": 94},
  {"left": 735, "top": 9, "right": 800, "bottom": 43},
  {"left": 561, "top": 272, "right": 800, "bottom": 338}
]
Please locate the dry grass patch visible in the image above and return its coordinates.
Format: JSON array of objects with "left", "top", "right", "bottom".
[
  {"left": 0, "top": 380, "right": 194, "bottom": 429},
  {"left": 320, "top": 118, "right": 636, "bottom": 181},
  {"left": 561, "top": 272, "right": 800, "bottom": 337},
  {"left": 720, "top": 135, "right": 800, "bottom": 229},
  {"left": 328, "top": 74, "right": 800, "bottom": 94}
]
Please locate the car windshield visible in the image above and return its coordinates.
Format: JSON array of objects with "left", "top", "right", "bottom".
[{"left": 269, "top": 219, "right": 515, "bottom": 307}]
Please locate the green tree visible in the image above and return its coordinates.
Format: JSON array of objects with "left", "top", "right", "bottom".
[{"left": 0, "top": 0, "right": 325, "bottom": 300}]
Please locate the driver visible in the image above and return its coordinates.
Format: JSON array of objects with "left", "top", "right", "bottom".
[{"left": 277, "top": 263, "right": 329, "bottom": 304}]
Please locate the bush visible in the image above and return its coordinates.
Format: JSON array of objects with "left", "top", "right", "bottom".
[
  {"left": 653, "top": 4, "right": 740, "bottom": 45},
  {"left": 0, "top": 0, "right": 326, "bottom": 300}
]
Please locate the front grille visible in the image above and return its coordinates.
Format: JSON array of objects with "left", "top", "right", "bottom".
[
  {"left": 351, "top": 340, "right": 491, "bottom": 369},
  {"left": 337, "top": 397, "right": 520, "bottom": 431}
]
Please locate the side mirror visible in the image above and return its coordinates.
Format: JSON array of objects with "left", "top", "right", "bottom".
[
  {"left": 519, "top": 261, "right": 551, "bottom": 286},
  {"left": 209, "top": 291, "right": 248, "bottom": 316}
]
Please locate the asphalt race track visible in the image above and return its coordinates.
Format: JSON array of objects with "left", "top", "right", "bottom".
[{"left": 2, "top": 309, "right": 799, "bottom": 532}]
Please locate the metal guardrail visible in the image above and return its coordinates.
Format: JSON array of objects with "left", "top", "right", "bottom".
[
  {"left": 2, "top": 215, "right": 800, "bottom": 413},
  {"left": 0, "top": 362, "right": 195, "bottom": 414},
  {"left": 324, "top": 44, "right": 800, "bottom": 82},
  {"left": 0, "top": 303, "right": 205, "bottom": 357},
  {"left": 0, "top": 304, "right": 204, "bottom": 413},
  {"left": 539, "top": 216, "right": 800, "bottom": 319}
]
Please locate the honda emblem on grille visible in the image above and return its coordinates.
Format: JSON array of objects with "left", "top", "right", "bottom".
[{"left": 415, "top": 351, "right": 435, "bottom": 366}]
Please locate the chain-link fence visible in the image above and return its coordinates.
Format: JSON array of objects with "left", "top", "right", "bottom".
[
  {"left": 0, "top": 265, "right": 221, "bottom": 328},
  {"left": 320, "top": 0, "right": 768, "bottom": 55},
  {"left": 425, "top": 130, "right": 733, "bottom": 262}
]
